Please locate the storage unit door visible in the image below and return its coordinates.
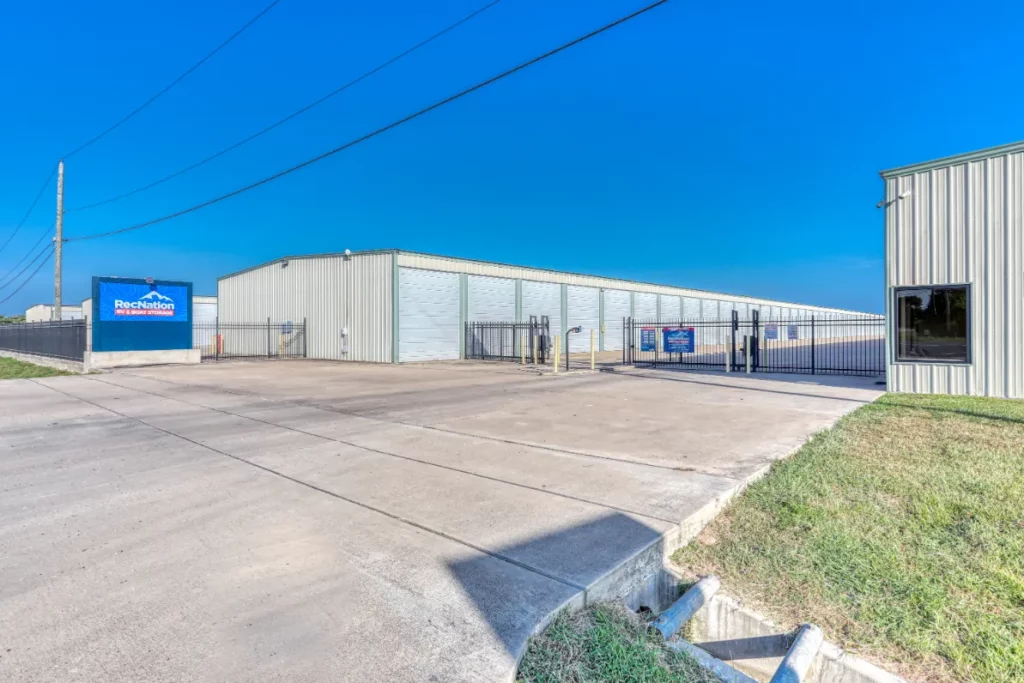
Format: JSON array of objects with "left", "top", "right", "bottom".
[
  {"left": 603, "top": 289, "right": 631, "bottom": 351},
  {"left": 659, "top": 294, "right": 681, "bottom": 321},
  {"left": 635, "top": 292, "right": 658, "bottom": 321},
  {"left": 193, "top": 301, "right": 218, "bottom": 349},
  {"left": 521, "top": 281, "right": 561, "bottom": 337},
  {"left": 566, "top": 286, "right": 599, "bottom": 353},
  {"left": 467, "top": 275, "right": 515, "bottom": 321},
  {"left": 398, "top": 268, "right": 461, "bottom": 362}
]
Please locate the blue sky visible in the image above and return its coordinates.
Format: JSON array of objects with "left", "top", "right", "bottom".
[{"left": 2, "top": 0, "right": 1022, "bottom": 314}]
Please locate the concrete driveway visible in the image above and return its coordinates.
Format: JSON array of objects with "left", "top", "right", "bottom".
[{"left": 0, "top": 361, "right": 882, "bottom": 682}]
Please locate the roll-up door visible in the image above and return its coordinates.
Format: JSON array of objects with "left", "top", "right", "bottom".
[
  {"left": 659, "top": 294, "right": 680, "bottom": 321},
  {"left": 566, "top": 286, "right": 599, "bottom": 353},
  {"left": 467, "top": 275, "right": 515, "bottom": 321},
  {"left": 634, "top": 292, "right": 657, "bottom": 321},
  {"left": 521, "top": 280, "right": 561, "bottom": 338},
  {"left": 398, "top": 268, "right": 460, "bottom": 362},
  {"left": 603, "top": 289, "right": 631, "bottom": 351}
]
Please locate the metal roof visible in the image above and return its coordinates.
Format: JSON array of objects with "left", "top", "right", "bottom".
[{"left": 880, "top": 140, "right": 1024, "bottom": 178}]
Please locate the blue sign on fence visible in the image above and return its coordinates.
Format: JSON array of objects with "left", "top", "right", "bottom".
[
  {"left": 662, "top": 327, "right": 695, "bottom": 353},
  {"left": 764, "top": 324, "right": 779, "bottom": 340},
  {"left": 99, "top": 282, "right": 189, "bottom": 322},
  {"left": 640, "top": 327, "right": 656, "bottom": 352},
  {"left": 787, "top": 324, "right": 799, "bottom": 341}
]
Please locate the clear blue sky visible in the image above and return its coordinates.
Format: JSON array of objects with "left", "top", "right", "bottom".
[{"left": 2, "top": 0, "right": 1022, "bottom": 315}]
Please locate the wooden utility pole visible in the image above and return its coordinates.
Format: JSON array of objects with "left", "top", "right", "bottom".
[{"left": 53, "top": 160, "right": 64, "bottom": 321}]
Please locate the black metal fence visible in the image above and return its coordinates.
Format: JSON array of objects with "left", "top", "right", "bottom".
[
  {"left": 194, "top": 319, "right": 307, "bottom": 360},
  {"left": 465, "top": 317, "right": 550, "bottom": 363},
  {"left": 0, "top": 319, "right": 87, "bottom": 361},
  {"left": 625, "top": 311, "right": 885, "bottom": 376}
]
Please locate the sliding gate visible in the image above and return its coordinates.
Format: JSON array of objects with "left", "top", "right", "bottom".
[{"left": 624, "top": 311, "right": 885, "bottom": 376}]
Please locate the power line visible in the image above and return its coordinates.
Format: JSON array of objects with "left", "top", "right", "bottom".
[
  {"left": 63, "top": 0, "right": 282, "bottom": 159},
  {"left": 68, "top": 0, "right": 669, "bottom": 243},
  {"left": 0, "top": 247, "right": 53, "bottom": 307},
  {"left": 67, "top": 0, "right": 504, "bottom": 213},
  {"left": 0, "top": 224, "right": 53, "bottom": 288},
  {"left": 0, "top": 165, "right": 56, "bottom": 257},
  {"left": 0, "top": 243, "right": 53, "bottom": 297}
]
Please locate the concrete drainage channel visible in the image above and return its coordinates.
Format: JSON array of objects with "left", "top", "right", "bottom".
[{"left": 643, "top": 575, "right": 908, "bottom": 683}]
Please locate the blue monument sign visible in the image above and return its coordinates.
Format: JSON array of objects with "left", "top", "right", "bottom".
[{"left": 92, "top": 277, "right": 193, "bottom": 352}]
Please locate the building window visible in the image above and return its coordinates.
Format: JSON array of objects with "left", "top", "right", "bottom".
[{"left": 894, "top": 285, "right": 970, "bottom": 363}]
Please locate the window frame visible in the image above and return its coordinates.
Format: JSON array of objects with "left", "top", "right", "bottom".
[{"left": 892, "top": 283, "right": 972, "bottom": 365}]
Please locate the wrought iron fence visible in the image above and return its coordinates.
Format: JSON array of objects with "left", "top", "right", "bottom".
[
  {"left": 465, "top": 318, "right": 550, "bottom": 363},
  {"left": 0, "top": 319, "right": 87, "bottom": 361},
  {"left": 194, "top": 319, "right": 307, "bottom": 360},
  {"left": 625, "top": 312, "right": 885, "bottom": 376}
]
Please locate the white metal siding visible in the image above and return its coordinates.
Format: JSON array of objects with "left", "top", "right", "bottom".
[
  {"left": 682, "top": 296, "right": 701, "bottom": 320},
  {"left": 521, "top": 280, "right": 561, "bottom": 336},
  {"left": 603, "top": 289, "right": 631, "bottom": 351},
  {"left": 634, "top": 292, "right": 658, "bottom": 320},
  {"left": 398, "top": 268, "right": 460, "bottom": 362},
  {"left": 566, "top": 286, "right": 599, "bottom": 353},
  {"left": 467, "top": 275, "right": 515, "bottom": 321},
  {"left": 217, "top": 252, "right": 393, "bottom": 362},
  {"left": 885, "top": 148, "right": 1024, "bottom": 398},
  {"left": 659, "top": 294, "right": 680, "bottom": 321}
]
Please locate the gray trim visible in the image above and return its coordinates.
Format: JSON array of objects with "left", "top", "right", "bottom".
[
  {"left": 560, "top": 284, "right": 568, "bottom": 345},
  {"left": 515, "top": 279, "right": 522, "bottom": 323},
  {"left": 656, "top": 295, "right": 661, "bottom": 321},
  {"left": 391, "top": 255, "right": 400, "bottom": 363},
  {"left": 630, "top": 291, "right": 635, "bottom": 318},
  {"left": 459, "top": 273, "right": 468, "bottom": 359},
  {"left": 880, "top": 140, "right": 1024, "bottom": 178}
]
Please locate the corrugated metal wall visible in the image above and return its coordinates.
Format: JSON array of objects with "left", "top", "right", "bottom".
[
  {"left": 218, "top": 252, "right": 393, "bottom": 362},
  {"left": 885, "top": 147, "right": 1024, "bottom": 399}
]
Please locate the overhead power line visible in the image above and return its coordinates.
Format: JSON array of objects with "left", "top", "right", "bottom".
[
  {"left": 0, "top": 246, "right": 54, "bottom": 307},
  {"left": 68, "top": 0, "right": 669, "bottom": 243},
  {"left": 0, "top": 242, "right": 53, "bottom": 296},
  {"left": 0, "top": 165, "right": 56, "bottom": 257},
  {"left": 0, "top": 224, "right": 53, "bottom": 288},
  {"left": 67, "top": 0, "right": 504, "bottom": 213},
  {"left": 63, "top": 0, "right": 282, "bottom": 160}
]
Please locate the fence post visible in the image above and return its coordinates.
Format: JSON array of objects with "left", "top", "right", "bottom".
[
  {"left": 215, "top": 317, "right": 220, "bottom": 360},
  {"left": 590, "top": 329, "right": 595, "bottom": 370},
  {"left": 811, "top": 315, "right": 816, "bottom": 375},
  {"left": 303, "top": 317, "right": 308, "bottom": 358},
  {"left": 267, "top": 317, "right": 272, "bottom": 358}
]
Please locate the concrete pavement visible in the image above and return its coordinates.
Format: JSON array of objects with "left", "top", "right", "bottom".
[{"left": 0, "top": 362, "right": 882, "bottom": 682}]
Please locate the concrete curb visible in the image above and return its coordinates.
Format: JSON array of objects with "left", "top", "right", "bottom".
[{"left": 0, "top": 350, "right": 84, "bottom": 373}]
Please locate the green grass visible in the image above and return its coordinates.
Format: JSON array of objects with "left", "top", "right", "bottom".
[
  {"left": 672, "top": 393, "right": 1024, "bottom": 683},
  {"left": 0, "top": 356, "right": 70, "bottom": 379},
  {"left": 517, "top": 603, "right": 720, "bottom": 683}
]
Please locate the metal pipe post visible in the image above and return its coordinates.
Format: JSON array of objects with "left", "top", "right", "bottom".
[{"left": 590, "top": 329, "right": 595, "bottom": 370}]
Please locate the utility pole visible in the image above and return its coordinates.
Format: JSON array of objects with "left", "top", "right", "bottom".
[{"left": 53, "top": 160, "right": 64, "bottom": 321}]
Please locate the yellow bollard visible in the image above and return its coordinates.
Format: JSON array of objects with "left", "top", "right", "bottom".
[
  {"left": 521, "top": 334, "right": 526, "bottom": 365},
  {"left": 590, "top": 329, "right": 595, "bottom": 370},
  {"left": 553, "top": 335, "right": 560, "bottom": 373}
]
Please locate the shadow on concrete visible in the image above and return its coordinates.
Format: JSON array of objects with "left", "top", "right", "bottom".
[
  {"left": 446, "top": 512, "right": 666, "bottom": 658},
  {"left": 609, "top": 368, "right": 883, "bottom": 404}
]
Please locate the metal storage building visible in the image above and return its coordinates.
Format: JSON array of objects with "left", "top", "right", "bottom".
[
  {"left": 882, "top": 141, "right": 1023, "bottom": 399},
  {"left": 218, "top": 250, "right": 868, "bottom": 364}
]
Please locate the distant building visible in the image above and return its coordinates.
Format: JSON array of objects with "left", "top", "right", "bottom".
[
  {"left": 25, "top": 304, "right": 83, "bottom": 322},
  {"left": 81, "top": 295, "right": 217, "bottom": 351},
  {"left": 881, "top": 140, "right": 1023, "bottom": 399}
]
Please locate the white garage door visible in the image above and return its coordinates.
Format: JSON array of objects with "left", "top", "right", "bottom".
[
  {"left": 566, "top": 286, "right": 599, "bottom": 352},
  {"left": 659, "top": 294, "right": 680, "bottom": 321},
  {"left": 682, "top": 296, "right": 701, "bottom": 320},
  {"left": 399, "top": 268, "right": 460, "bottom": 362},
  {"left": 603, "top": 289, "right": 631, "bottom": 351},
  {"left": 521, "top": 280, "right": 561, "bottom": 338},
  {"left": 468, "top": 275, "right": 515, "bottom": 321},
  {"left": 635, "top": 292, "right": 658, "bottom": 321},
  {"left": 193, "top": 299, "right": 218, "bottom": 350}
]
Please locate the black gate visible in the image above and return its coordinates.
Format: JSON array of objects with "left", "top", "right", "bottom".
[
  {"left": 465, "top": 316, "right": 550, "bottom": 363},
  {"left": 193, "top": 319, "right": 307, "bottom": 360},
  {"left": 625, "top": 312, "right": 885, "bottom": 376},
  {"left": 0, "top": 319, "right": 87, "bottom": 361}
]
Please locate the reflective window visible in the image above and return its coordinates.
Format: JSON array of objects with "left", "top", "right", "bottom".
[{"left": 895, "top": 286, "right": 970, "bottom": 363}]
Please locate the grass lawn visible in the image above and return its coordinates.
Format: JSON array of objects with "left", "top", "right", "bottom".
[
  {"left": 0, "top": 356, "right": 70, "bottom": 379},
  {"left": 517, "top": 603, "right": 720, "bottom": 683},
  {"left": 672, "top": 393, "right": 1024, "bottom": 683}
]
